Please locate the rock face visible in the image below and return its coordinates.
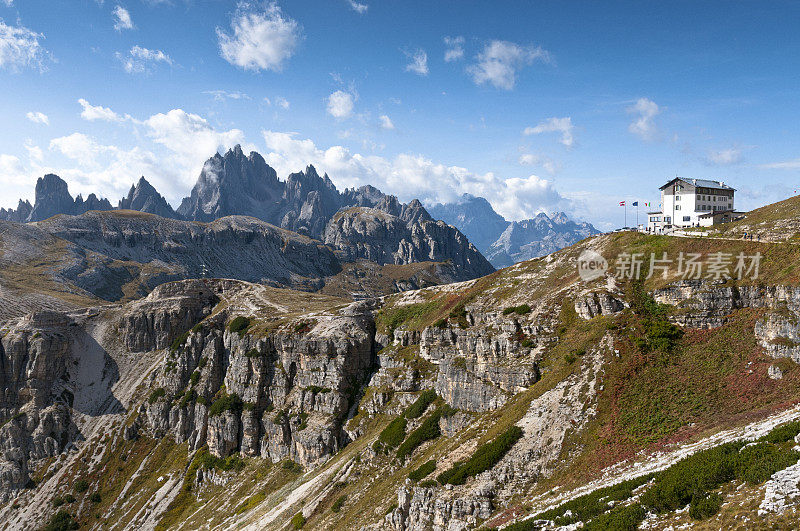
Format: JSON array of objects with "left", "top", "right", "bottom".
[
  {"left": 33, "top": 212, "right": 342, "bottom": 299},
  {"left": 26, "top": 174, "right": 113, "bottom": 222},
  {"left": 139, "top": 285, "right": 377, "bottom": 468},
  {"left": 118, "top": 176, "right": 180, "bottom": 219},
  {"left": 325, "top": 207, "right": 493, "bottom": 279},
  {"left": 0, "top": 200, "right": 32, "bottom": 222},
  {"left": 428, "top": 194, "right": 599, "bottom": 269}
]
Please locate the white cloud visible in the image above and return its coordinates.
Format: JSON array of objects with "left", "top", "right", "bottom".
[
  {"left": 0, "top": 19, "right": 50, "bottom": 72},
  {"left": 467, "top": 40, "right": 550, "bottom": 90},
  {"left": 760, "top": 158, "right": 800, "bottom": 170},
  {"left": 627, "top": 97, "right": 660, "bottom": 141},
  {"left": 78, "top": 98, "right": 122, "bottom": 122},
  {"left": 203, "top": 90, "right": 251, "bottom": 101},
  {"left": 327, "top": 90, "right": 355, "bottom": 119},
  {"left": 26, "top": 111, "right": 49, "bottom": 125},
  {"left": 706, "top": 147, "right": 742, "bottom": 166},
  {"left": 379, "top": 114, "right": 394, "bottom": 130},
  {"left": 346, "top": 0, "right": 367, "bottom": 14},
  {"left": 523, "top": 117, "right": 575, "bottom": 148},
  {"left": 24, "top": 140, "right": 43, "bottom": 162},
  {"left": 518, "top": 153, "right": 559, "bottom": 175},
  {"left": 404, "top": 48, "right": 428, "bottom": 76},
  {"left": 50, "top": 132, "right": 107, "bottom": 167},
  {"left": 275, "top": 96, "right": 289, "bottom": 109},
  {"left": 113, "top": 5, "right": 134, "bottom": 31},
  {"left": 217, "top": 1, "right": 302, "bottom": 72},
  {"left": 116, "top": 45, "right": 172, "bottom": 74},
  {"left": 262, "top": 130, "right": 568, "bottom": 220},
  {"left": 443, "top": 36, "right": 464, "bottom": 62}
]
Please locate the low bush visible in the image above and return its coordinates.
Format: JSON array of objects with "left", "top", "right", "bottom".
[
  {"left": 228, "top": 316, "right": 251, "bottom": 336},
  {"left": 583, "top": 503, "right": 646, "bottom": 531},
  {"left": 179, "top": 389, "right": 196, "bottom": 408},
  {"left": 502, "top": 304, "right": 531, "bottom": 316},
  {"left": 208, "top": 392, "right": 243, "bottom": 417},
  {"left": 64, "top": 494, "right": 75, "bottom": 504},
  {"left": 52, "top": 496, "right": 64, "bottom": 507},
  {"left": 409, "top": 460, "right": 436, "bottom": 482},
  {"left": 760, "top": 420, "right": 800, "bottom": 444},
  {"left": 736, "top": 442, "right": 800, "bottom": 484},
  {"left": 331, "top": 494, "right": 346, "bottom": 512},
  {"left": 523, "top": 474, "right": 654, "bottom": 527},
  {"left": 73, "top": 479, "right": 90, "bottom": 493},
  {"left": 89, "top": 492, "right": 102, "bottom": 503},
  {"left": 433, "top": 317, "right": 448, "bottom": 328},
  {"left": 291, "top": 512, "right": 306, "bottom": 529},
  {"left": 42, "top": 510, "right": 79, "bottom": 531},
  {"left": 438, "top": 425, "right": 523, "bottom": 485},
  {"left": 378, "top": 417, "right": 407, "bottom": 448},
  {"left": 404, "top": 390, "right": 437, "bottom": 419},
  {"left": 170, "top": 330, "right": 191, "bottom": 352},
  {"left": 397, "top": 408, "right": 444, "bottom": 460},
  {"left": 282, "top": 460, "right": 304, "bottom": 473},
  {"left": 148, "top": 388, "right": 166, "bottom": 404},
  {"left": 688, "top": 492, "right": 723, "bottom": 520}
]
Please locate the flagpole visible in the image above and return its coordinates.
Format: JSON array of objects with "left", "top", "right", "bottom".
[{"left": 625, "top": 202, "right": 627, "bottom": 228}]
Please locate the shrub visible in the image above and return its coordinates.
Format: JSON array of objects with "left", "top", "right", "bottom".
[
  {"left": 282, "top": 460, "right": 304, "bottom": 473},
  {"left": 438, "top": 425, "right": 523, "bottom": 485},
  {"left": 170, "top": 330, "right": 191, "bottom": 352},
  {"left": 148, "top": 388, "right": 166, "bottom": 404},
  {"left": 433, "top": 318, "right": 448, "bottom": 328},
  {"left": 228, "top": 316, "right": 251, "bottom": 336},
  {"left": 190, "top": 370, "right": 200, "bottom": 387},
  {"left": 42, "top": 510, "right": 79, "bottom": 531},
  {"left": 52, "top": 496, "right": 64, "bottom": 507},
  {"left": 448, "top": 303, "right": 470, "bottom": 329},
  {"left": 404, "top": 390, "right": 437, "bottom": 419},
  {"left": 526, "top": 475, "right": 654, "bottom": 526},
  {"left": 89, "top": 492, "right": 102, "bottom": 503},
  {"left": 736, "top": 442, "right": 800, "bottom": 484},
  {"left": 565, "top": 352, "right": 577, "bottom": 364},
  {"left": 760, "top": 420, "right": 800, "bottom": 444},
  {"left": 179, "top": 389, "right": 196, "bottom": 408},
  {"left": 191, "top": 322, "right": 203, "bottom": 333},
  {"left": 409, "top": 460, "right": 436, "bottom": 482},
  {"left": 208, "top": 393, "right": 243, "bottom": 417},
  {"left": 197, "top": 357, "right": 208, "bottom": 370},
  {"left": 503, "top": 304, "right": 531, "bottom": 316},
  {"left": 639, "top": 319, "right": 684, "bottom": 353},
  {"left": 245, "top": 348, "right": 260, "bottom": 358},
  {"left": 688, "top": 492, "right": 723, "bottom": 520},
  {"left": 291, "top": 512, "right": 306, "bottom": 529},
  {"left": 521, "top": 338, "right": 534, "bottom": 348},
  {"left": 294, "top": 321, "right": 311, "bottom": 334},
  {"left": 584, "top": 503, "right": 646, "bottom": 531},
  {"left": 397, "top": 409, "right": 444, "bottom": 460},
  {"left": 378, "top": 417, "right": 407, "bottom": 448},
  {"left": 64, "top": 494, "right": 75, "bottom": 504},
  {"left": 331, "top": 494, "right": 346, "bottom": 512},
  {"left": 419, "top": 479, "right": 438, "bottom": 488},
  {"left": 640, "top": 441, "right": 742, "bottom": 513},
  {"left": 73, "top": 479, "right": 90, "bottom": 493},
  {"left": 196, "top": 395, "right": 207, "bottom": 406}
]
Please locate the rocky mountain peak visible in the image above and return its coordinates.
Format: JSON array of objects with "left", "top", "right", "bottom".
[
  {"left": 27, "top": 173, "right": 113, "bottom": 222},
  {"left": 119, "top": 176, "right": 179, "bottom": 219}
]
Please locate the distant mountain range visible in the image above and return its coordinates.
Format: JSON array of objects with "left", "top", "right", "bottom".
[
  {"left": 428, "top": 194, "right": 599, "bottom": 268},
  {"left": 0, "top": 146, "right": 494, "bottom": 285}
]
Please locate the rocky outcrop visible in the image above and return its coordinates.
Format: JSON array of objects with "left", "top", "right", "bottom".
[
  {"left": 0, "top": 200, "right": 32, "bottom": 222},
  {"left": 574, "top": 291, "right": 626, "bottom": 319},
  {"left": 118, "top": 176, "right": 180, "bottom": 219},
  {"left": 26, "top": 174, "right": 113, "bottom": 222},
  {"left": 141, "top": 295, "right": 377, "bottom": 468},
  {"left": 325, "top": 207, "right": 494, "bottom": 281}
]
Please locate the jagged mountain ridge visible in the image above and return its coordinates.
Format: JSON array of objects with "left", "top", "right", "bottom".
[
  {"left": 428, "top": 193, "right": 599, "bottom": 268},
  {"left": 0, "top": 147, "right": 494, "bottom": 283}
]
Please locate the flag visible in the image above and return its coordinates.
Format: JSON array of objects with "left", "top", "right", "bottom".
[
  {"left": 644, "top": 202, "right": 650, "bottom": 207},
  {"left": 619, "top": 201, "right": 625, "bottom": 206},
  {"left": 632, "top": 201, "right": 639, "bottom": 206}
]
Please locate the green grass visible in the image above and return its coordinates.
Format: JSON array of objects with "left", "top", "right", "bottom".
[
  {"left": 408, "top": 460, "right": 436, "bottom": 482},
  {"left": 376, "top": 301, "right": 441, "bottom": 336}
]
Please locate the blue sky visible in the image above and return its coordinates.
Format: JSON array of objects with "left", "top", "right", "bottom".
[{"left": 1, "top": 0, "right": 799, "bottom": 229}]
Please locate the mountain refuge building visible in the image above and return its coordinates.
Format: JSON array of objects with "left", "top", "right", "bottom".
[{"left": 646, "top": 178, "right": 742, "bottom": 233}]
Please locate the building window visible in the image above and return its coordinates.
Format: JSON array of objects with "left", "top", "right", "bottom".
[
  {"left": 683, "top": 216, "right": 691, "bottom": 222},
  {"left": 675, "top": 195, "right": 681, "bottom": 201},
  {"left": 675, "top": 205, "right": 681, "bottom": 210}
]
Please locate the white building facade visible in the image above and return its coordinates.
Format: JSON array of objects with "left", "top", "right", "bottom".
[{"left": 646, "top": 178, "right": 737, "bottom": 233}]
